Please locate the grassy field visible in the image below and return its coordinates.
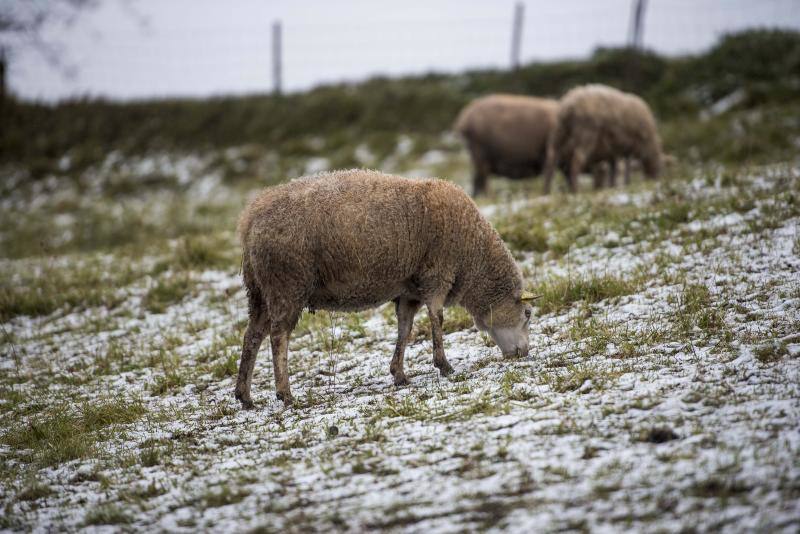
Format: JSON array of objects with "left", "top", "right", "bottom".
[
  {"left": 1, "top": 27, "right": 800, "bottom": 532},
  {"left": 1, "top": 139, "right": 799, "bottom": 530}
]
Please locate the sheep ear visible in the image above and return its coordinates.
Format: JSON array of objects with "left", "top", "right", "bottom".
[{"left": 520, "top": 291, "right": 540, "bottom": 302}]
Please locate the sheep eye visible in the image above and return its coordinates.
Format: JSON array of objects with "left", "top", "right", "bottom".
[{"left": 524, "top": 308, "right": 532, "bottom": 320}]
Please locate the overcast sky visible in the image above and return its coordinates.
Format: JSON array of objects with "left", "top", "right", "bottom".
[{"left": 6, "top": 0, "right": 800, "bottom": 102}]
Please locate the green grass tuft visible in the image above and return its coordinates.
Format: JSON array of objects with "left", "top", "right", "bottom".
[
  {"left": 199, "top": 486, "right": 251, "bottom": 508},
  {"left": 672, "top": 283, "right": 724, "bottom": 336},
  {"left": 172, "top": 235, "right": 237, "bottom": 271},
  {"left": 0, "top": 261, "right": 140, "bottom": 321},
  {"left": 2, "top": 397, "right": 146, "bottom": 468},
  {"left": 379, "top": 395, "right": 431, "bottom": 421},
  {"left": 143, "top": 275, "right": 195, "bottom": 314},
  {"left": 83, "top": 505, "right": 132, "bottom": 526},
  {"left": 149, "top": 351, "right": 187, "bottom": 396},
  {"left": 533, "top": 273, "right": 641, "bottom": 315},
  {"left": 754, "top": 342, "right": 788, "bottom": 364},
  {"left": 212, "top": 352, "right": 239, "bottom": 380},
  {"left": 495, "top": 219, "right": 551, "bottom": 253},
  {"left": 16, "top": 481, "right": 53, "bottom": 502}
]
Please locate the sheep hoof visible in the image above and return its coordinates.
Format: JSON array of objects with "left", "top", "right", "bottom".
[
  {"left": 276, "top": 391, "right": 294, "bottom": 407},
  {"left": 235, "top": 390, "right": 255, "bottom": 410},
  {"left": 393, "top": 373, "right": 409, "bottom": 387},
  {"left": 438, "top": 362, "right": 455, "bottom": 377}
]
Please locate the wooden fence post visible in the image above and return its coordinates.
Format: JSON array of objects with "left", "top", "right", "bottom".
[
  {"left": 272, "top": 20, "right": 282, "bottom": 95},
  {"left": 510, "top": 2, "right": 524, "bottom": 69}
]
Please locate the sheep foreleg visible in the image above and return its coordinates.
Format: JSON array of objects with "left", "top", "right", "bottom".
[
  {"left": 568, "top": 150, "right": 586, "bottom": 194},
  {"left": 390, "top": 298, "right": 420, "bottom": 386},
  {"left": 608, "top": 160, "right": 619, "bottom": 188},
  {"left": 427, "top": 304, "right": 454, "bottom": 377}
]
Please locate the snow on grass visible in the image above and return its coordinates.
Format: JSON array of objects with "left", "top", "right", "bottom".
[{"left": 1, "top": 164, "right": 799, "bottom": 532}]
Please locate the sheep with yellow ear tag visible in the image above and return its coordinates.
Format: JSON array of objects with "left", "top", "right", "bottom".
[{"left": 235, "top": 169, "right": 535, "bottom": 408}]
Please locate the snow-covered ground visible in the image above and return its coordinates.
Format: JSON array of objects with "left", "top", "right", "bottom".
[{"left": 1, "top": 163, "right": 799, "bottom": 532}]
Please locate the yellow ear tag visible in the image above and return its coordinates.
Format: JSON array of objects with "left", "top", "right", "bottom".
[{"left": 520, "top": 291, "right": 540, "bottom": 302}]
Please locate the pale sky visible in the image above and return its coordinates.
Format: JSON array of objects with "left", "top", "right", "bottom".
[{"left": 5, "top": 0, "right": 800, "bottom": 102}]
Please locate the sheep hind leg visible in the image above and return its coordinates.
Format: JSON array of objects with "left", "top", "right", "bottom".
[
  {"left": 427, "top": 302, "right": 454, "bottom": 377},
  {"left": 592, "top": 163, "right": 606, "bottom": 191},
  {"left": 542, "top": 142, "right": 557, "bottom": 195},
  {"left": 390, "top": 298, "right": 421, "bottom": 387},
  {"left": 235, "top": 286, "right": 269, "bottom": 410},
  {"left": 270, "top": 327, "right": 294, "bottom": 406},
  {"left": 568, "top": 150, "right": 587, "bottom": 194}
]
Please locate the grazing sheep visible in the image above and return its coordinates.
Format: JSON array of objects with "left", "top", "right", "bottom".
[
  {"left": 544, "top": 84, "right": 663, "bottom": 194},
  {"left": 454, "top": 94, "right": 559, "bottom": 196},
  {"left": 235, "top": 169, "right": 535, "bottom": 408}
]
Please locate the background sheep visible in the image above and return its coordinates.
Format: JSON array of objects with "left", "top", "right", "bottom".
[
  {"left": 454, "top": 94, "right": 559, "bottom": 196},
  {"left": 544, "top": 84, "right": 663, "bottom": 193},
  {"left": 235, "top": 169, "right": 534, "bottom": 408}
]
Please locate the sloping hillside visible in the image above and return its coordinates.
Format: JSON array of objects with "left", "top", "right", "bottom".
[{"left": 1, "top": 157, "right": 798, "bottom": 531}]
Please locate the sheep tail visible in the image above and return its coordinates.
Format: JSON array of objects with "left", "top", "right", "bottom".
[{"left": 241, "top": 253, "right": 267, "bottom": 318}]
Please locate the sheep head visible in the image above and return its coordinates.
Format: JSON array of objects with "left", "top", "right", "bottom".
[{"left": 473, "top": 294, "right": 533, "bottom": 358}]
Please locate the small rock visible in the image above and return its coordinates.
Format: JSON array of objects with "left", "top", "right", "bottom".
[
  {"left": 582, "top": 446, "right": 605, "bottom": 460},
  {"left": 641, "top": 426, "right": 680, "bottom": 444}
]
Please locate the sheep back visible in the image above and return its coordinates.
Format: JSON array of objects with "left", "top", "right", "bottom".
[{"left": 238, "top": 170, "right": 521, "bottom": 315}]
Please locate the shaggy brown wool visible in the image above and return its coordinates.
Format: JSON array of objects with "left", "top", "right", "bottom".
[
  {"left": 235, "top": 169, "right": 533, "bottom": 408},
  {"left": 544, "top": 84, "right": 663, "bottom": 194},
  {"left": 454, "top": 94, "right": 559, "bottom": 196}
]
